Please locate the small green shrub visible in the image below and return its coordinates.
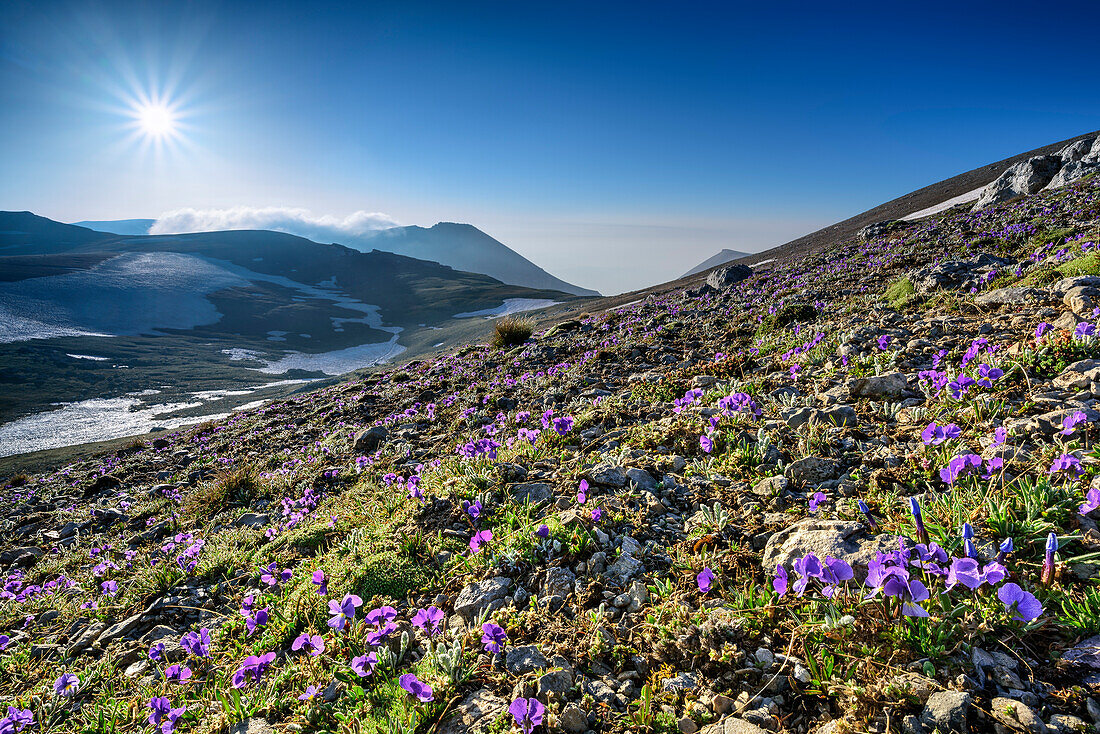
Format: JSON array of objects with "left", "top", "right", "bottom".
[
  {"left": 490, "top": 316, "right": 534, "bottom": 348},
  {"left": 1030, "top": 226, "right": 1077, "bottom": 247},
  {"left": 884, "top": 277, "right": 917, "bottom": 309},
  {"left": 1022, "top": 266, "right": 1061, "bottom": 286},
  {"left": 1058, "top": 252, "right": 1100, "bottom": 278},
  {"left": 759, "top": 303, "right": 817, "bottom": 333}
]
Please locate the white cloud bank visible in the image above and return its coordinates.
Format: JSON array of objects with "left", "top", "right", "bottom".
[{"left": 150, "top": 207, "right": 401, "bottom": 243}]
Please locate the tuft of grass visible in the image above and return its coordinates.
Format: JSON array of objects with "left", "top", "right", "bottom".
[
  {"left": 4, "top": 473, "right": 28, "bottom": 488},
  {"left": 490, "top": 315, "right": 534, "bottom": 348},
  {"left": 884, "top": 277, "right": 918, "bottom": 309},
  {"left": 185, "top": 463, "right": 266, "bottom": 516},
  {"left": 758, "top": 303, "right": 817, "bottom": 333}
]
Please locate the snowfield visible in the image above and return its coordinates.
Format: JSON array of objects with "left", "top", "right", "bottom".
[
  {"left": 0, "top": 252, "right": 246, "bottom": 343},
  {"left": 453, "top": 298, "right": 561, "bottom": 319},
  {"left": 900, "top": 187, "right": 985, "bottom": 221}
]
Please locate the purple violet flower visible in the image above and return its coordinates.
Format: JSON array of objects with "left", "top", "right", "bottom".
[
  {"left": 351, "top": 652, "right": 377, "bottom": 677},
  {"left": 1061, "top": 411, "right": 1089, "bottom": 436},
  {"left": 470, "top": 529, "right": 492, "bottom": 553},
  {"left": 53, "top": 673, "right": 79, "bottom": 697},
  {"left": 909, "top": 497, "right": 929, "bottom": 545},
  {"left": 292, "top": 633, "right": 325, "bottom": 656},
  {"left": 231, "top": 652, "right": 276, "bottom": 688},
  {"left": 857, "top": 499, "right": 877, "bottom": 528},
  {"left": 1041, "top": 532, "right": 1058, "bottom": 585},
  {"left": 998, "top": 583, "right": 1043, "bottom": 621},
  {"left": 1049, "top": 453, "right": 1083, "bottom": 477},
  {"left": 311, "top": 569, "right": 328, "bottom": 596},
  {"left": 773, "top": 565, "right": 788, "bottom": 597},
  {"left": 180, "top": 628, "right": 211, "bottom": 658},
  {"left": 147, "top": 697, "right": 186, "bottom": 734},
  {"left": 327, "top": 594, "right": 363, "bottom": 631},
  {"left": 411, "top": 606, "right": 445, "bottom": 637},
  {"left": 509, "top": 697, "right": 546, "bottom": 734},
  {"left": 399, "top": 674, "right": 434, "bottom": 702},
  {"left": 808, "top": 491, "right": 826, "bottom": 512},
  {"left": 1080, "top": 486, "right": 1100, "bottom": 516},
  {"left": 246, "top": 608, "right": 269, "bottom": 636},
  {"left": 481, "top": 622, "right": 507, "bottom": 654},
  {"left": 697, "top": 567, "right": 715, "bottom": 594}
]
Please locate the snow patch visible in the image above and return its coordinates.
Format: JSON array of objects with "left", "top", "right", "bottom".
[
  {"left": 254, "top": 337, "right": 406, "bottom": 376},
  {"left": 900, "top": 187, "right": 984, "bottom": 221},
  {"left": 453, "top": 298, "right": 561, "bottom": 319},
  {"left": 0, "top": 252, "right": 248, "bottom": 344},
  {"left": 0, "top": 398, "right": 229, "bottom": 457}
]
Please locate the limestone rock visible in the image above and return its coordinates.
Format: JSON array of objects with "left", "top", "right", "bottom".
[
  {"left": 763, "top": 519, "right": 903, "bottom": 579},
  {"left": 921, "top": 691, "right": 970, "bottom": 732},
  {"left": 438, "top": 689, "right": 508, "bottom": 734},
  {"left": 848, "top": 372, "right": 908, "bottom": 400},
  {"left": 453, "top": 577, "right": 512, "bottom": 621},
  {"left": 706, "top": 264, "right": 752, "bottom": 290}
]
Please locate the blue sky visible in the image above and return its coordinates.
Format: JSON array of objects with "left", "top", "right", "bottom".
[{"left": 3, "top": 0, "right": 1099, "bottom": 294}]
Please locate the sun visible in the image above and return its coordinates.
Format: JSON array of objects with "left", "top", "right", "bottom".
[{"left": 136, "top": 102, "right": 177, "bottom": 139}]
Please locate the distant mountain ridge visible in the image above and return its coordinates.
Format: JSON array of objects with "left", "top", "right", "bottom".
[
  {"left": 74, "top": 218, "right": 157, "bottom": 236},
  {"left": 73, "top": 217, "right": 599, "bottom": 297},
  {"left": 680, "top": 248, "right": 755, "bottom": 278},
  {"left": 0, "top": 210, "right": 580, "bottom": 430}
]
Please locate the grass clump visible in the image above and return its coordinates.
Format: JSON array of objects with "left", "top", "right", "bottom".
[
  {"left": 1058, "top": 252, "right": 1100, "bottom": 278},
  {"left": 758, "top": 303, "right": 817, "bottom": 334},
  {"left": 490, "top": 315, "right": 534, "bottom": 348},
  {"left": 186, "top": 463, "right": 266, "bottom": 516},
  {"left": 884, "top": 277, "right": 918, "bottom": 309}
]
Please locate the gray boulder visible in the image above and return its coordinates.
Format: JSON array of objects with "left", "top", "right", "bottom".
[
  {"left": 510, "top": 482, "right": 553, "bottom": 505},
  {"left": 763, "top": 519, "right": 904, "bottom": 580},
  {"left": 542, "top": 567, "right": 576, "bottom": 598},
  {"left": 848, "top": 372, "right": 908, "bottom": 400},
  {"left": 989, "top": 697, "right": 1047, "bottom": 734},
  {"left": 706, "top": 264, "right": 752, "bottom": 290},
  {"left": 1058, "top": 136, "right": 1096, "bottom": 163},
  {"left": 972, "top": 155, "right": 1062, "bottom": 210},
  {"left": 1046, "top": 159, "right": 1100, "bottom": 190},
  {"left": 625, "top": 467, "right": 658, "bottom": 491},
  {"left": 921, "top": 691, "right": 971, "bottom": 732},
  {"left": 453, "top": 577, "right": 513, "bottom": 621},
  {"left": 1063, "top": 634, "right": 1100, "bottom": 669},
  {"left": 506, "top": 644, "right": 548, "bottom": 674},
  {"left": 585, "top": 463, "right": 628, "bottom": 488},
  {"left": 439, "top": 689, "right": 508, "bottom": 734},
  {"left": 353, "top": 425, "right": 388, "bottom": 452},
  {"left": 785, "top": 456, "right": 842, "bottom": 485},
  {"left": 559, "top": 705, "right": 588, "bottom": 734},
  {"left": 908, "top": 253, "right": 1014, "bottom": 295},
  {"left": 974, "top": 287, "right": 1049, "bottom": 307},
  {"left": 230, "top": 719, "right": 276, "bottom": 734},
  {"left": 699, "top": 717, "right": 770, "bottom": 734},
  {"left": 858, "top": 220, "right": 909, "bottom": 242}
]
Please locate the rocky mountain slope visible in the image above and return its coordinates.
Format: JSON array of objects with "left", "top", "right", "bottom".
[
  {"left": 684, "top": 131, "right": 1100, "bottom": 283},
  {"left": 1, "top": 172, "right": 1100, "bottom": 734}
]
